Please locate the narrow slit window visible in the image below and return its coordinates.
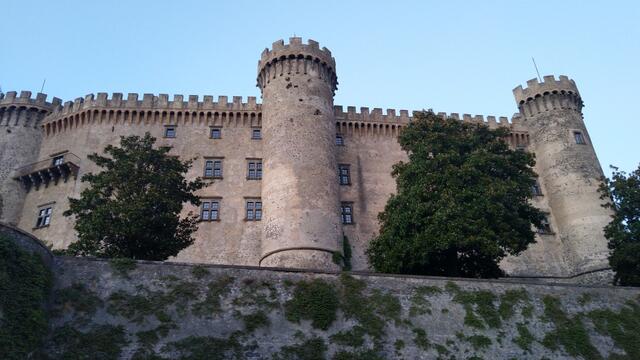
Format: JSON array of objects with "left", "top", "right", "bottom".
[
  {"left": 341, "top": 203, "right": 353, "bottom": 224},
  {"left": 339, "top": 165, "right": 351, "bottom": 185},
  {"left": 336, "top": 134, "right": 344, "bottom": 146},
  {"left": 531, "top": 181, "right": 543, "bottom": 196},
  {"left": 574, "top": 131, "right": 586, "bottom": 145},
  {"left": 537, "top": 216, "right": 552, "bottom": 234}
]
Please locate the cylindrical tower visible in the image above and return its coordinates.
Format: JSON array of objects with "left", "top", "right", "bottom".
[
  {"left": 0, "top": 91, "right": 59, "bottom": 225},
  {"left": 513, "top": 75, "right": 610, "bottom": 275},
  {"left": 257, "top": 37, "right": 341, "bottom": 269}
]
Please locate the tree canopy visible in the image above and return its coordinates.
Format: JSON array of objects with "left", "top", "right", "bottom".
[
  {"left": 64, "top": 133, "right": 206, "bottom": 260},
  {"left": 599, "top": 165, "right": 640, "bottom": 286},
  {"left": 366, "top": 111, "right": 545, "bottom": 278}
]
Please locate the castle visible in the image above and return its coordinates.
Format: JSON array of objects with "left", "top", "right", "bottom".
[{"left": 0, "top": 38, "right": 612, "bottom": 281}]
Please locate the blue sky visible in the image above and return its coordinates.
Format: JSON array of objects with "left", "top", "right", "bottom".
[{"left": 2, "top": 1, "right": 638, "bottom": 176}]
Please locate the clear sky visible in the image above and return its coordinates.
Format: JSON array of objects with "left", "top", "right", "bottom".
[{"left": 2, "top": 1, "right": 638, "bottom": 176}]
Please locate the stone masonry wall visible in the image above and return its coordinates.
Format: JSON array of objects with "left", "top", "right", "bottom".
[{"left": 46, "top": 255, "right": 640, "bottom": 359}]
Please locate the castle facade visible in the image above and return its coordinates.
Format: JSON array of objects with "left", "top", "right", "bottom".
[{"left": 0, "top": 38, "right": 611, "bottom": 279}]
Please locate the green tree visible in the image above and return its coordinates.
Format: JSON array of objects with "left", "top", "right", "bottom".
[
  {"left": 64, "top": 133, "right": 206, "bottom": 260},
  {"left": 366, "top": 111, "right": 544, "bottom": 278},
  {"left": 599, "top": 165, "right": 640, "bottom": 286}
]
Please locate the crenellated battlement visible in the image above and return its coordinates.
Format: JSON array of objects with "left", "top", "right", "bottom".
[
  {"left": 256, "top": 37, "right": 338, "bottom": 94},
  {"left": 258, "top": 37, "right": 335, "bottom": 74},
  {"left": 0, "top": 91, "right": 62, "bottom": 110},
  {"left": 513, "top": 75, "right": 580, "bottom": 105},
  {"left": 48, "top": 93, "right": 261, "bottom": 118}
]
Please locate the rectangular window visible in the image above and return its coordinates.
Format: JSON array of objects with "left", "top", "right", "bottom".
[
  {"left": 341, "top": 203, "right": 353, "bottom": 224},
  {"left": 204, "top": 159, "right": 223, "bottom": 178},
  {"left": 52, "top": 155, "right": 64, "bottom": 166},
  {"left": 252, "top": 128, "right": 262, "bottom": 140},
  {"left": 210, "top": 127, "right": 222, "bottom": 139},
  {"left": 247, "top": 160, "right": 263, "bottom": 180},
  {"left": 201, "top": 200, "right": 220, "bottom": 221},
  {"left": 35, "top": 206, "right": 52, "bottom": 228},
  {"left": 537, "top": 216, "right": 552, "bottom": 234},
  {"left": 336, "top": 134, "right": 344, "bottom": 146},
  {"left": 531, "top": 181, "right": 543, "bottom": 196},
  {"left": 246, "top": 200, "right": 262, "bottom": 221},
  {"left": 574, "top": 131, "right": 586, "bottom": 144},
  {"left": 339, "top": 164, "right": 351, "bottom": 185},
  {"left": 164, "top": 126, "right": 176, "bottom": 138}
]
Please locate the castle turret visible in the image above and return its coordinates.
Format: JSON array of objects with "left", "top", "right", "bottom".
[
  {"left": 513, "top": 75, "right": 611, "bottom": 276},
  {"left": 256, "top": 38, "right": 341, "bottom": 269},
  {"left": 0, "top": 91, "right": 60, "bottom": 225}
]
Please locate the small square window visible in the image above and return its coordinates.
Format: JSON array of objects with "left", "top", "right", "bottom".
[
  {"left": 210, "top": 127, "right": 222, "bottom": 139},
  {"left": 52, "top": 155, "right": 64, "bottom": 166},
  {"left": 537, "top": 215, "right": 552, "bottom": 234},
  {"left": 247, "top": 160, "right": 262, "bottom": 180},
  {"left": 201, "top": 200, "right": 220, "bottom": 221},
  {"left": 336, "top": 134, "right": 344, "bottom": 146},
  {"left": 246, "top": 200, "right": 262, "bottom": 221},
  {"left": 574, "top": 131, "right": 586, "bottom": 145},
  {"left": 339, "top": 165, "right": 351, "bottom": 185},
  {"left": 165, "top": 126, "right": 176, "bottom": 138},
  {"left": 531, "top": 181, "right": 543, "bottom": 196},
  {"left": 252, "top": 128, "right": 262, "bottom": 140},
  {"left": 35, "top": 206, "right": 53, "bottom": 228},
  {"left": 341, "top": 203, "right": 353, "bottom": 224}
]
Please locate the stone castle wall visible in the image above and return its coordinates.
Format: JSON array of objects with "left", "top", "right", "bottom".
[
  {"left": 0, "top": 223, "right": 635, "bottom": 359},
  {"left": 0, "top": 38, "right": 612, "bottom": 280}
]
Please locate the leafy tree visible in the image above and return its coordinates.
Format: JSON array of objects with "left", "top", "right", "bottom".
[
  {"left": 366, "top": 111, "right": 544, "bottom": 278},
  {"left": 599, "top": 165, "right": 640, "bottom": 286},
  {"left": 64, "top": 133, "right": 206, "bottom": 260}
]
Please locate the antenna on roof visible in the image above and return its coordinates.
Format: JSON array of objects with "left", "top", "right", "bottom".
[
  {"left": 40, "top": 78, "right": 46, "bottom": 93},
  {"left": 531, "top": 57, "right": 542, "bottom": 82}
]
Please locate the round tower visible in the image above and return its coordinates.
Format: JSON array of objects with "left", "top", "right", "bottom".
[
  {"left": 256, "top": 37, "right": 341, "bottom": 269},
  {"left": 513, "top": 75, "right": 611, "bottom": 275},
  {"left": 0, "top": 91, "right": 59, "bottom": 225}
]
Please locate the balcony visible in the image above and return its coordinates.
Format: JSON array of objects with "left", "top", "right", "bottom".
[{"left": 14, "top": 153, "right": 80, "bottom": 191}]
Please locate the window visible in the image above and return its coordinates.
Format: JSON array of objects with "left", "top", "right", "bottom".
[
  {"left": 210, "top": 127, "right": 222, "bottom": 139},
  {"left": 336, "top": 134, "right": 344, "bottom": 146},
  {"left": 341, "top": 203, "right": 353, "bottom": 224},
  {"left": 246, "top": 200, "right": 262, "bottom": 221},
  {"left": 339, "top": 164, "right": 351, "bottom": 185},
  {"left": 574, "top": 131, "right": 586, "bottom": 144},
  {"left": 537, "top": 216, "right": 552, "bottom": 234},
  {"left": 247, "top": 160, "right": 262, "bottom": 180},
  {"left": 35, "top": 206, "right": 52, "bottom": 228},
  {"left": 204, "top": 159, "right": 223, "bottom": 178},
  {"left": 164, "top": 126, "right": 176, "bottom": 138},
  {"left": 531, "top": 181, "right": 543, "bottom": 196},
  {"left": 52, "top": 155, "right": 64, "bottom": 166},
  {"left": 201, "top": 200, "right": 220, "bottom": 221},
  {"left": 252, "top": 128, "right": 262, "bottom": 140}
]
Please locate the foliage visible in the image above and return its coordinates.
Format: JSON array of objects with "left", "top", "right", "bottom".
[
  {"left": 333, "top": 349, "right": 384, "bottom": 360},
  {"left": 513, "top": 322, "right": 535, "bottom": 352},
  {"left": 366, "top": 111, "right": 544, "bottom": 277},
  {"left": 162, "top": 334, "right": 242, "bottom": 360},
  {"left": 53, "top": 283, "right": 103, "bottom": 320},
  {"left": 447, "top": 282, "right": 500, "bottom": 329},
  {"left": 599, "top": 165, "right": 640, "bottom": 286},
  {"left": 409, "top": 285, "right": 442, "bottom": 316},
  {"left": 191, "top": 276, "right": 235, "bottom": 317},
  {"left": 64, "top": 133, "right": 207, "bottom": 260},
  {"left": 284, "top": 279, "right": 339, "bottom": 330},
  {"left": 465, "top": 334, "right": 492, "bottom": 350},
  {"left": 342, "top": 235, "right": 353, "bottom": 271},
  {"left": 541, "top": 296, "right": 601, "bottom": 360},
  {"left": 242, "top": 310, "right": 270, "bottom": 332},
  {"left": 588, "top": 301, "right": 640, "bottom": 359},
  {"left": 272, "top": 337, "right": 327, "bottom": 360},
  {"left": 412, "top": 328, "right": 430, "bottom": 350},
  {"left": 109, "top": 257, "right": 137, "bottom": 278},
  {"left": 498, "top": 288, "right": 531, "bottom": 320},
  {"left": 330, "top": 326, "right": 366, "bottom": 347},
  {"left": 46, "top": 324, "right": 128, "bottom": 360},
  {"left": 191, "top": 265, "right": 209, "bottom": 279},
  {"left": 0, "top": 235, "right": 52, "bottom": 360}
]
